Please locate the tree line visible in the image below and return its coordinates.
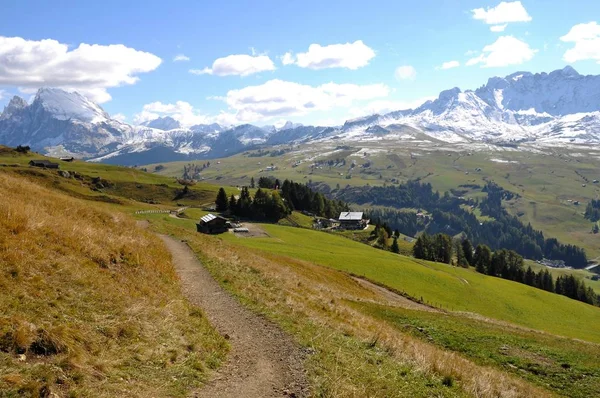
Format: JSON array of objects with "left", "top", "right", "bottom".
[
  {"left": 216, "top": 186, "right": 289, "bottom": 222},
  {"left": 334, "top": 180, "right": 588, "bottom": 268},
  {"left": 585, "top": 200, "right": 600, "bottom": 222},
  {"left": 215, "top": 178, "right": 349, "bottom": 222},
  {"left": 412, "top": 233, "right": 598, "bottom": 306}
]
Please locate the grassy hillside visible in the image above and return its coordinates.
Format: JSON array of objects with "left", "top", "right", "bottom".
[
  {"left": 216, "top": 224, "right": 600, "bottom": 343},
  {"left": 353, "top": 301, "right": 600, "bottom": 398},
  {"left": 4, "top": 146, "right": 600, "bottom": 396},
  {"left": 0, "top": 172, "right": 227, "bottom": 397},
  {"left": 144, "top": 213, "right": 600, "bottom": 396},
  {"left": 148, "top": 215, "right": 549, "bottom": 398},
  {"left": 0, "top": 147, "right": 230, "bottom": 211},
  {"left": 151, "top": 145, "right": 600, "bottom": 259}
]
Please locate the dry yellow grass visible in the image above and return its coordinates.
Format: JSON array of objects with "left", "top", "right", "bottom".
[
  {"left": 0, "top": 173, "right": 227, "bottom": 397},
  {"left": 153, "top": 220, "right": 552, "bottom": 398}
]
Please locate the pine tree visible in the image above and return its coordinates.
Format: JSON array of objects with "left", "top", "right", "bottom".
[
  {"left": 412, "top": 235, "right": 427, "bottom": 259},
  {"left": 250, "top": 177, "right": 255, "bottom": 189},
  {"left": 215, "top": 188, "right": 229, "bottom": 212},
  {"left": 312, "top": 193, "right": 325, "bottom": 216},
  {"left": 454, "top": 240, "right": 468, "bottom": 267},
  {"left": 524, "top": 266, "right": 535, "bottom": 286},
  {"left": 474, "top": 244, "right": 492, "bottom": 274},
  {"left": 461, "top": 239, "right": 474, "bottom": 266},
  {"left": 229, "top": 195, "right": 237, "bottom": 211},
  {"left": 433, "top": 234, "right": 453, "bottom": 264},
  {"left": 391, "top": 237, "right": 400, "bottom": 254}
]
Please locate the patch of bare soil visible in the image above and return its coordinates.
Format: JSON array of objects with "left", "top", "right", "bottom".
[
  {"left": 159, "top": 235, "right": 308, "bottom": 398},
  {"left": 233, "top": 223, "right": 270, "bottom": 238},
  {"left": 351, "top": 276, "right": 440, "bottom": 313}
]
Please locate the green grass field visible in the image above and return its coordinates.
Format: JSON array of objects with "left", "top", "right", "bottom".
[
  {"left": 353, "top": 301, "right": 600, "bottom": 398},
  {"left": 525, "top": 260, "right": 600, "bottom": 294},
  {"left": 149, "top": 210, "right": 600, "bottom": 397},
  {"left": 0, "top": 146, "right": 233, "bottom": 211},
  {"left": 151, "top": 144, "right": 600, "bottom": 260},
  {"left": 5, "top": 145, "right": 600, "bottom": 396},
  {"left": 218, "top": 223, "right": 600, "bottom": 343}
]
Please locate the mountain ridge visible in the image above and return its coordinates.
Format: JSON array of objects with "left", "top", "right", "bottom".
[{"left": 1, "top": 66, "right": 600, "bottom": 164}]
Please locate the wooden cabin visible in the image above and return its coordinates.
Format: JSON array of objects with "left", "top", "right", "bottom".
[
  {"left": 338, "top": 212, "right": 369, "bottom": 230},
  {"left": 196, "top": 214, "right": 228, "bottom": 234}
]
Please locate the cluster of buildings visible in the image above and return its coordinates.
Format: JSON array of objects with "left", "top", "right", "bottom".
[{"left": 197, "top": 211, "right": 370, "bottom": 235}]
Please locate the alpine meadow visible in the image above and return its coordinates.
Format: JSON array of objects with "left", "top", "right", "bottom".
[{"left": 2, "top": 1, "right": 600, "bottom": 397}]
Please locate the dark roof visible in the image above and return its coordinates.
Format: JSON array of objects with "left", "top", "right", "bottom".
[{"left": 29, "top": 159, "right": 59, "bottom": 167}]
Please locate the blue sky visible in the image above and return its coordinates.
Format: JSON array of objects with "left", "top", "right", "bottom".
[{"left": 1, "top": 0, "right": 599, "bottom": 127}]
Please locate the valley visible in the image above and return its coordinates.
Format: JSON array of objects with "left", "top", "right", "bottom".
[
  {"left": 2, "top": 146, "right": 600, "bottom": 397},
  {"left": 150, "top": 142, "right": 600, "bottom": 262},
  {"left": 5, "top": 1, "right": 600, "bottom": 396},
  {"left": 2, "top": 64, "right": 600, "bottom": 398}
]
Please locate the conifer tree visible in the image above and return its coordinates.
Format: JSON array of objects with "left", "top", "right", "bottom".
[
  {"left": 461, "top": 239, "right": 474, "bottom": 266},
  {"left": 454, "top": 240, "right": 468, "bottom": 267},
  {"left": 474, "top": 244, "right": 492, "bottom": 274},
  {"left": 229, "top": 194, "right": 237, "bottom": 211},
  {"left": 391, "top": 237, "right": 400, "bottom": 254},
  {"left": 216, "top": 188, "right": 229, "bottom": 212}
]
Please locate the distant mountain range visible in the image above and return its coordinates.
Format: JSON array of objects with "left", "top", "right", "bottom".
[{"left": 1, "top": 66, "right": 600, "bottom": 165}]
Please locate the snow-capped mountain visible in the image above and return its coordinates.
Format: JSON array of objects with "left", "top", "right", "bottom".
[
  {"left": 1, "top": 67, "right": 600, "bottom": 165},
  {"left": 141, "top": 116, "right": 181, "bottom": 131},
  {"left": 341, "top": 66, "right": 600, "bottom": 145},
  {"left": 0, "top": 88, "right": 269, "bottom": 164}
]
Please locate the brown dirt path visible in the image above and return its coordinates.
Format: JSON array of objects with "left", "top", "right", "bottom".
[
  {"left": 158, "top": 235, "right": 309, "bottom": 398},
  {"left": 351, "top": 276, "right": 440, "bottom": 312}
]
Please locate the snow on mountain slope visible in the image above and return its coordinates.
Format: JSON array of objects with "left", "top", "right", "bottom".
[
  {"left": 0, "top": 88, "right": 255, "bottom": 162},
  {"left": 140, "top": 116, "right": 181, "bottom": 130},
  {"left": 341, "top": 66, "right": 600, "bottom": 145},
  {"left": 475, "top": 66, "right": 600, "bottom": 116},
  {"left": 1, "top": 66, "right": 600, "bottom": 165},
  {"left": 37, "top": 88, "right": 110, "bottom": 123}
]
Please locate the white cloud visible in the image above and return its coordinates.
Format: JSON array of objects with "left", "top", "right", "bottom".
[
  {"left": 112, "top": 113, "right": 127, "bottom": 122},
  {"left": 349, "top": 97, "right": 435, "bottom": 118},
  {"left": 0, "top": 89, "right": 6, "bottom": 101},
  {"left": 0, "top": 36, "right": 162, "bottom": 103},
  {"left": 173, "top": 54, "right": 190, "bottom": 62},
  {"left": 472, "top": 1, "right": 532, "bottom": 25},
  {"left": 136, "top": 79, "right": 391, "bottom": 127},
  {"left": 490, "top": 24, "right": 508, "bottom": 32},
  {"left": 466, "top": 36, "right": 536, "bottom": 67},
  {"left": 190, "top": 54, "right": 275, "bottom": 77},
  {"left": 438, "top": 60, "right": 460, "bottom": 70},
  {"left": 281, "top": 52, "right": 295, "bottom": 65},
  {"left": 394, "top": 65, "right": 416, "bottom": 80},
  {"left": 134, "top": 101, "right": 210, "bottom": 127},
  {"left": 288, "top": 40, "right": 376, "bottom": 70},
  {"left": 560, "top": 21, "right": 600, "bottom": 64},
  {"left": 311, "top": 117, "right": 348, "bottom": 127},
  {"left": 215, "top": 79, "right": 388, "bottom": 124}
]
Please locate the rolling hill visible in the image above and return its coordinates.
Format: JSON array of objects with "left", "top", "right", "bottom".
[{"left": 3, "top": 147, "right": 600, "bottom": 397}]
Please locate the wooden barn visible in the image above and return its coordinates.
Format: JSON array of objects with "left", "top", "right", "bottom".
[
  {"left": 196, "top": 214, "right": 228, "bottom": 234},
  {"left": 29, "top": 160, "right": 59, "bottom": 169},
  {"left": 338, "top": 212, "right": 369, "bottom": 230}
]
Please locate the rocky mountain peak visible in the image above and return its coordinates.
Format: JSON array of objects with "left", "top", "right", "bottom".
[
  {"left": 141, "top": 116, "right": 181, "bottom": 131},
  {"left": 33, "top": 87, "right": 110, "bottom": 123},
  {"left": 0, "top": 95, "right": 28, "bottom": 120}
]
